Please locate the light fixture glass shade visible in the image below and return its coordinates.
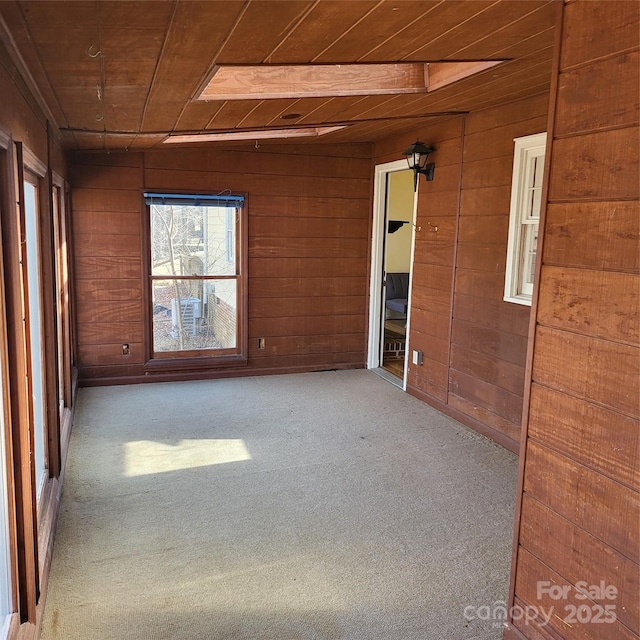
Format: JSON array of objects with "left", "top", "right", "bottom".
[
  {"left": 403, "top": 141, "right": 434, "bottom": 170},
  {"left": 403, "top": 141, "right": 436, "bottom": 191}
]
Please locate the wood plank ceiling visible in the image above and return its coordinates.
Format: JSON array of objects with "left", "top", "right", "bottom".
[{"left": 0, "top": 0, "right": 557, "bottom": 150}]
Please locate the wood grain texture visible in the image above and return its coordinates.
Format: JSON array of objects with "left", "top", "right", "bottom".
[
  {"left": 537, "top": 265, "right": 639, "bottom": 345},
  {"left": 459, "top": 185, "right": 512, "bottom": 217},
  {"left": 457, "top": 214, "right": 509, "bottom": 245},
  {"left": 549, "top": 126, "right": 640, "bottom": 202},
  {"left": 144, "top": 147, "right": 372, "bottom": 179},
  {"left": 464, "top": 92, "right": 550, "bottom": 135},
  {"left": 408, "top": 285, "right": 452, "bottom": 318},
  {"left": 250, "top": 216, "right": 369, "bottom": 239},
  {"left": 73, "top": 234, "right": 141, "bottom": 258},
  {"left": 560, "top": 0, "right": 639, "bottom": 70},
  {"left": 449, "top": 369, "right": 523, "bottom": 425},
  {"left": 519, "top": 495, "right": 639, "bottom": 635},
  {"left": 447, "top": 394, "right": 520, "bottom": 443},
  {"left": 249, "top": 315, "right": 365, "bottom": 338},
  {"left": 455, "top": 243, "right": 507, "bottom": 273},
  {"left": 249, "top": 276, "right": 366, "bottom": 299},
  {"left": 407, "top": 330, "right": 449, "bottom": 366},
  {"left": 453, "top": 293, "right": 529, "bottom": 337},
  {"left": 72, "top": 188, "right": 142, "bottom": 213},
  {"left": 528, "top": 384, "right": 639, "bottom": 491},
  {"left": 514, "top": 547, "right": 637, "bottom": 640},
  {"left": 532, "top": 325, "right": 639, "bottom": 418},
  {"left": 76, "top": 300, "right": 144, "bottom": 325},
  {"left": 247, "top": 333, "right": 364, "bottom": 358},
  {"left": 454, "top": 269, "right": 507, "bottom": 301},
  {"left": 249, "top": 296, "right": 366, "bottom": 319},
  {"left": 523, "top": 441, "right": 639, "bottom": 561},
  {"left": 78, "top": 342, "right": 145, "bottom": 367},
  {"left": 77, "top": 322, "right": 144, "bottom": 346},
  {"left": 248, "top": 194, "right": 371, "bottom": 219},
  {"left": 555, "top": 49, "right": 640, "bottom": 137},
  {"left": 543, "top": 201, "right": 639, "bottom": 273},
  {"left": 71, "top": 144, "right": 370, "bottom": 379},
  {"left": 405, "top": 373, "right": 447, "bottom": 403},
  {"left": 510, "top": 6, "right": 640, "bottom": 638},
  {"left": 462, "top": 115, "right": 548, "bottom": 162},
  {"left": 248, "top": 236, "right": 367, "bottom": 259},
  {"left": 449, "top": 343, "right": 526, "bottom": 396},
  {"left": 462, "top": 155, "right": 515, "bottom": 190},
  {"left": 72, "top": 211, "right": 141, "bottom": 235},
  {"left": 144, "top": 168, "right": 371, "bottom": 200}
]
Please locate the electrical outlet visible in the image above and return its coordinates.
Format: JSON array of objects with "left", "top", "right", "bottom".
[
  {"left": 412, "top": 349, "right": 423, "bottom": 365},
  {"left": 122, "top": 343, "right": 130, "bottom": 356},
  {"left": 258, "top": 338, "right": 265, "bottom": 350}
]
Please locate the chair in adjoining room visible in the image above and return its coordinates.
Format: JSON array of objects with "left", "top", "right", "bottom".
[{"left": 385, "top": 272, "right": 409, "bottom": 320}]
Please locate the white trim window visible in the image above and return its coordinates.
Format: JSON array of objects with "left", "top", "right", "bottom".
[{"left": 504, "top": 132, "right": 547, "bottom": 306}]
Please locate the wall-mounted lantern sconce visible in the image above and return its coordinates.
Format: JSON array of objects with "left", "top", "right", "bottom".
[{"left": 403, "top": 141, "right": 435, "bottom": 191}]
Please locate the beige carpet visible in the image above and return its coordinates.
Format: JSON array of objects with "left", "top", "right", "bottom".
[{"left": 41, "top": 370, "right": 518, "bottom": 640}]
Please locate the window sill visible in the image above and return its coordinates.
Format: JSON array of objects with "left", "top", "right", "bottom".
[{"left": 503, "top": 294, "right": 532, "bottom": 307}]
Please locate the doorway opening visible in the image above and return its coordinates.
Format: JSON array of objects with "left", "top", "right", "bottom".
[{"left": 368, "top": 161, "right": 417, "bottom": 388}]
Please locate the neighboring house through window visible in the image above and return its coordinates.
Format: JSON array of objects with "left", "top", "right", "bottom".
[
  {"left": 504, "top": 132, "right": 547, "bottom": 305},
  {"left": 145, "top": 193, "right": 246, "bottom": 362}
]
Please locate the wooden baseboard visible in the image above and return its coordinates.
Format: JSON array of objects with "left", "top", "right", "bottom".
[
  {"left": 406, "top": 385, "right": 520, "bottom": 454},
  {"left": 78, "top": 361, "right": 365, "bottom": 387}
]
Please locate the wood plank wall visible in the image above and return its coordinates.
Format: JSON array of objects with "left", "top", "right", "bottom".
[
  {"left": 70, "top": 144, "right": 372, "bottom": 383},
  {"left": 452, "top": 95, "right": 549, "bottom": 445},
  {"left": 375, "top": 92, "right": 548, "bottom": 451},
  {"left": 507, "top": 2, "right": 639, "bottom": 639}
]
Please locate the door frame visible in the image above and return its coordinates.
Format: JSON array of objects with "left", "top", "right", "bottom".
[{"left": 367, "top": 159, "right": 418, "bottom": 390}]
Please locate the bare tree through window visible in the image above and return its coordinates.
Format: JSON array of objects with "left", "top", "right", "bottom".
[{"left": 149, "top": 201, "right": 239, "bottom": 354}]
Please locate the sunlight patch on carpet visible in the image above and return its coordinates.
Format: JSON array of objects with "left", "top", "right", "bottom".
[{"left": 124, "top": 439, "right": 252, "bottom": 477}]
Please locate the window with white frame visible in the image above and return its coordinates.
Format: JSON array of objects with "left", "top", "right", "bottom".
[
  {"left": 145, "top": 192, "right": 246, "bottom": 359},
  {"left": 504, "top": 132, "right": 547, "bottom": 305}
]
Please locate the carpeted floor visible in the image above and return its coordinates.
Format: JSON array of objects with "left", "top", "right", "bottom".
[{"left": 41, "top": 370, "right": 518, "bottom": 640}]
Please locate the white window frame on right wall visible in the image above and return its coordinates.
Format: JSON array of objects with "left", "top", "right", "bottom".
[{"left": 504, "top": 131, "right": 547, "bottom": 306}]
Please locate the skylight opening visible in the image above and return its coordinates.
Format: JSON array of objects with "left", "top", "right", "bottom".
[
  {"left": 196, "top": 61, "right": 505, "bottom": 102},
  {"left": 163, "top": 126, "right": 347, "bottom": 144}
]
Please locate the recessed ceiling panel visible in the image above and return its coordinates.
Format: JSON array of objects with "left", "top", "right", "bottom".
[
  {"left": 163, "top": 126, "right": 348, "bottom": 144},
  {"left": 198, "top": 61, "right": 504, "bottom": 101}
]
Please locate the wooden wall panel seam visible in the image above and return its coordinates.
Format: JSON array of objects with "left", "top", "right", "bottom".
[
  {"left": 553, "top": 121, "right": 640, "bottom": 140},
  {"left": 526, "top": 432, "right": 639, "bottom": 494},
  {"left": 534, "top": 321, "right": 638, "bottom": 349},
  {"left": 72, "top": 147, "right": 372, "bottom": 376},
  {"left": 523, "top": 441, "right": 640, "bottom": 562},
  {"left": 514, "top": 547, "right": 638, "bottom": 640},
  {"left": 559, "top": 43, "right": 640, "bottom": 74},
  {"left": 540, "top": 196, "right": 639, "bottom": 205},
  {"left": 407, "top": 385, "right": 519, "bottom": 453},
  {"left": 541, "top": 261, "right": 639, "bottom": 275},
  {"left": 463, "top": 91, "right": 551, "bottom": 134},
  {"left": 527, "top": 379, "right": 640, "bottom": 423}
]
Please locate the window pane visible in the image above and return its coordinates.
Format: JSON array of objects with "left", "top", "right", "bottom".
[
  {"left": 525, "top": 155, "right": 544, "bottom": 221},
  {"left": 151, "top": 204, "right": 237, "bottom": 277},
  {"left": 520, "top": 223, "right": 538, "bottom": 296},
  {"left": 152, "top": 278, "right": 237, "bottom": 353},
  {"left": 24, "top": 180, "right": 48, "bottom": 499}
]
